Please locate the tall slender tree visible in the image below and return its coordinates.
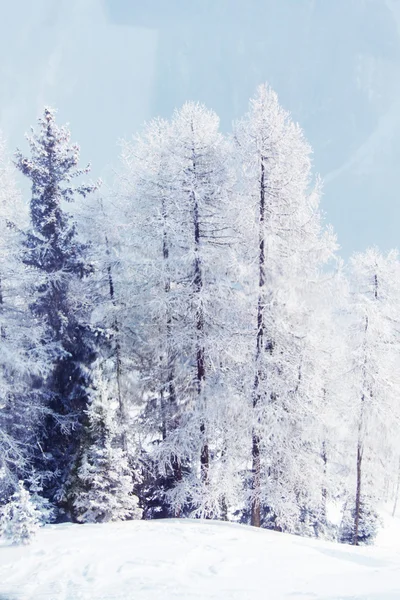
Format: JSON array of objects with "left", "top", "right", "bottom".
[
  {"left": 344, "top": 248, "right": 400, "bottom": 544},
  {"left": 234, "top": 84, "right": 336, "bottom": 529}
]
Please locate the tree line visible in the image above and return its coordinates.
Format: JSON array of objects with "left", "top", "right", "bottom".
[{"left": 0, "top": 85, "right": 399, "bottom": 546}]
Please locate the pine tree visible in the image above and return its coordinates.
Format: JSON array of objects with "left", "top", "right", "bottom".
[
  {"left": 72, "top": 365, "right": 142, "bottom": 523},
  {"left": 14, "top": 108, "right": 99, "bottom": 510},
  {"left": 0, "top": 481, "right": 41, "bottom": 545}
]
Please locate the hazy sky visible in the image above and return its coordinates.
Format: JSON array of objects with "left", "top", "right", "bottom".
[{"left": 1, "top": 0, "right": 400, "bottom": 256}]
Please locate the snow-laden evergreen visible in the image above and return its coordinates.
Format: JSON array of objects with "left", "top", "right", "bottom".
[
  {"left": 14, "top": 108, "right": 99, "bottom": 513},
  {"left": 0, "top": 481, "right": 40, "bottom": 545},
  {"left": 71, "top": 364, "right": 142, "bottom": 523}
]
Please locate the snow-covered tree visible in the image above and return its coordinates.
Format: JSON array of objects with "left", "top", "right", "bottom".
[
  {"left": 339, "top": 497, "right": 381, "bottom": 546},
  {"left": 0, "top": 134, "right": 48, "bottom": 504},
  {"left": 26, "top": 471, "right": 55, "bottom": 525},
  {"left": 118, "top": 104, "right": 246, "bottom": 518},
  {"left": 233, "top": 84, "right": 337, "bottom": 530},
  {"left": 116, "top": 118, "right": 183, "bottom": 515},
  {"left": 343, "top": 248, "right": 400, "bottom": 544},
  {"left": 0, "top": 481, "right": 41, "bottom": 545},
  {"left": 75, "top": 190, "right": 137, "bottom": 456},
  {"left": 71, "top": 364, "right": 142, "bottom": 523},
  {"left": 14, "top": 108, "right": 99, "bottom": 509}
]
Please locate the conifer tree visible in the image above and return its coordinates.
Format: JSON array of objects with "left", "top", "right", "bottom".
[
  {"left": 14, "top": 108, "right": 99, "bottom": 510},
  {"left": 0, "top": 481, "right": 41, "bottom": 545},
  {"left": 72, "top": 364, "right": 142, "bottom": 523}
]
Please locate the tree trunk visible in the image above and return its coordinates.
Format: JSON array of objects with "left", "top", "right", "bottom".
[
  {"left": 105, "top": 237, "right": 127, "bottom": 452},
  {"left": 321, "top": 439, "right": 328, "bottom": 521},
  {"left": 353, "top": 438, "right": 363, "bottom": 545},
  {"left": 251, "top": 432, "right": 261, "bottom": 527},
  {"left": 0, "top": 277, "right": 5, "bottom": 339},
  {"left": 161, "top": 196, "right": 177, "bottom": 442},
  {"left": 190, "top": 141, "right": 209, "bottom": 487},
  {"left": 392, "top": 456, "right": 400, "bottom": 517},
  {"left": 353, "top": 310, "right": 370, "bottom": 545},
  {"left": 251, "top": 157, "right": 266, "bottom": 528}
]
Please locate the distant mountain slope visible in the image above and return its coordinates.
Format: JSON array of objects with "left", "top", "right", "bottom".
[
  {"left": 2, "top": 1, "right": 400, "bottom": 254},
  {"left": 107, "top": 0, "right": 400, "bottom": 255}
]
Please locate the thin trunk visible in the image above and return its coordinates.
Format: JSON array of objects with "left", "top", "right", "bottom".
[
  {"left": 354, "top": 274, "right": 377, "bottom": 543},
  {"left": 251, "top": 433, "right": 261, "bottom": 527},
  {"left": 354, "top": 312, "right": 369, "bottom": 545},
  {"left": 190, "top": 138, "right": 209, "bottom": 487},
  {"left": 105, "top": 235, "right": 126, "bottom": 452},
  {"left": 321, "top": 439, "right": 328, "bottom": 520},
  {"left": 251, "top": 157, "right": 266, "bottom": 528},
  {"left": 161, "top": 194, "right": 181, "bottom": 495},
  {"left": 220, "top": 495, "right": 228, "bottom": 521},
  {"left": 0, "top": 277, "right": 5, "bottom": 339},
  {"left": 353, "top": 438, "right": 363, "bottom": 545},
  {"left": 321, "top": 389, "right": 328, "bottom": 522},
  {"left": 161, "top": 196, "right": 177, "bottom": 434},
  {"left": 160, "top": 390, "right": 167, "bottom": 441},
  {"left": 392, "top": 456, "right": 400, "bottom": 517}
]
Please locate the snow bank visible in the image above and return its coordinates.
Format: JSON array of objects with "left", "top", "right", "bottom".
[{"left": 0, "top": 518, "right": 399, "bottom": 599}]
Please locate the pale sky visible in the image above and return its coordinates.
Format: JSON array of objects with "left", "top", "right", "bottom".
[{"left": 1, "top": 0, "right": 400, "bottom": 256}]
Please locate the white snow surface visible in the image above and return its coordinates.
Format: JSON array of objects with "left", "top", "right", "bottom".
[{"left": 0, "top": 518, "right": 399, "bottom": 600}]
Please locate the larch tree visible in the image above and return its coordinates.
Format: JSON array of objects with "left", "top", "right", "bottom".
[
  {"left": 118, "top": 104, "right": 242, "bottom": 518},
  {"left": 117, "top": 117, "right": 190, "bottom": 517},
  {"left": 14, "top": 108, "right": 99, "bottom": 512},
  {"left": 73, "top": 189, "right": 138, "bottom": 461},
  {"left": 154, "top": 102, "right": 241, "bottom": 518},
  {"left": 343, "top": 248, "right": 400, "bottom": 544},
  {"left": 234, "top": 84, "right": 337, "bottom": 529}
]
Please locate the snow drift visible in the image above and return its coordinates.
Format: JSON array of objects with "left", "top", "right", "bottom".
[{"left": 0, "top": 519, "right": 399, "bottom": 599}]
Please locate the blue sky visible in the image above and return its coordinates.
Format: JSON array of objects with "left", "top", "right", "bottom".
[{"left": 1, "top": 0, "right": 400, "bottom": 256}]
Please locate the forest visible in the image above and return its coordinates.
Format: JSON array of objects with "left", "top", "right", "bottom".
[{"left": 0, "top": 83, "right": 398, "bottom": 546}]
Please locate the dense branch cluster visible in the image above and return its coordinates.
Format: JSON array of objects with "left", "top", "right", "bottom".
[{"left": 0, "top": 85, "right": 399, "bottom": 545}]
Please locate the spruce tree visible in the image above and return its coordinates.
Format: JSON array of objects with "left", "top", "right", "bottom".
[
  {"left": 72, "top": 364, "right": 142, "bottom": 523},
  {"left": 14, "top": 108, "right": 98, "bottom": 512},
  {"left": 0, "top": 481, "right": 41, "bottom": 545}
]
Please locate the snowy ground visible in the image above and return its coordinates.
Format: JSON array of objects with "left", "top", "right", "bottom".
[{"left": 1, "top": 518, "right": 400, "bottom": 600}]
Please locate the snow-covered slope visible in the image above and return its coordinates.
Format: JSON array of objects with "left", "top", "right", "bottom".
[{"left": 0, "top": 519, "right": 399, "bottom": 600}]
